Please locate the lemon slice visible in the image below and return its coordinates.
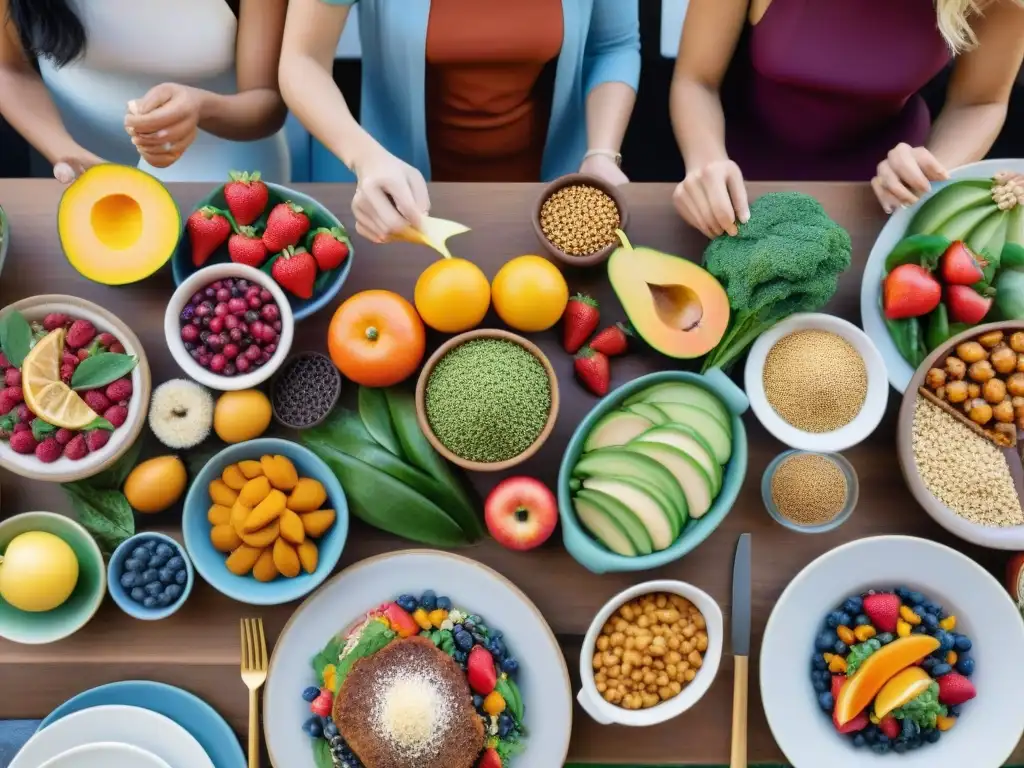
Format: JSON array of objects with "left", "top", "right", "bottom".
[{"left": 22, "top": 329, "right": 101, "bottom": 430}]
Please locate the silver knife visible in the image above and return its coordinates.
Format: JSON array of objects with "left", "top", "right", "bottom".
[{"left": 730, "top": 533, "right": 752, "bottom": 768}]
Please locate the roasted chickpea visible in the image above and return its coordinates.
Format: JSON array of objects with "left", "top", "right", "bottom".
[
  {"left": 944, "top": 356, "right": 967, "bottom": 380},
  {"left": 925, "top": 367, "right": 946, "bottom": 391},
  {"left": 994, "top": 399, "right": 1015, "bottom": 423},
  {"left": 978, "top": 330, "right": 1005, "bottom": 348},
  {"left": 994, "top": 423, "right": 1017, "bottom": 446},
  {"left": 968, "top": 360, "right": 996, "bottom": 383},
  {"left": 1017, "top": 354, "right": 1024, "bottom": 374},
  {"left": 984, "top": 377, "right": 1008, "bottom": 404},
  {"left": 1011, "top": 332, "right": 1024, "bottom": 353},
  {"left": 968, "top": 382, "right": 982, "bottom": 399},
  {"left": 990, "top": 345, "right": 1017, "bottom": 374},
  {"left": 957, "top": 341, "right": 988, "bottom": 363},
  {"left": 945, "top": 379, "right": 969, "bottom": 403},
  {"left": 968, "top": 398, "right": 994, "bottom": 425},
  {"left": 1008, "top": 373, "right": 1024, "bottom": 397}
]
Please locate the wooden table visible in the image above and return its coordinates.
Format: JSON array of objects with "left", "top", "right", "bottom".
[{"left": 0, "top": 180, "right": 1019, "bottom": 765}]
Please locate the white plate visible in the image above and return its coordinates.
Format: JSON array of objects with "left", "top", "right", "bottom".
[
  {"left": 861, "top": 159, "right": 1024, "bottom": 393},
  {"left": 12, "top": 705, "right": 214, "bottom": 768},
  {"left": 264, "top": 549, "right": 572, "bottom": 768},
  {"left": 761, "top": 536, "right": 1024, "bottom": 768},
  {"left": 39, "top": 742, "right": 171, "bottom": 768}
]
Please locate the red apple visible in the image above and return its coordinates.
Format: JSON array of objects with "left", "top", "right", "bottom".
[{"left": 484, "top": 476, "right": 558, "bottom": 551}]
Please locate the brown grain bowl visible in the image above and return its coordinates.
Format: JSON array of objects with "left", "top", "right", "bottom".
[
  {"left": 531, "top": 173, "right": 630, "bottom": 268},
  {"left": 415, "top": 329, "right": 560, "bottom": 472}
]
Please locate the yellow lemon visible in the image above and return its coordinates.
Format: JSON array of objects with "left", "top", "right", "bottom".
[
  {"left": 214, "top": 389, "right": 272, "bottom": 443},
  {"left": 414, "top": 258, "right": 490, "bottom": 333},
  {"left": 22, "top": 329, "right": 100, "bottom": 430},
  {"left": 0, "top": 531, "right": 79, "bottom": 612},
  {"left": 124, "top": 455, "right": 188, "bottom": 513},
  {"left": 491, "top": 255, "right": 568, "bottom": 332}
]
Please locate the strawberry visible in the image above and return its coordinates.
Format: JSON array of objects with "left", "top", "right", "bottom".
[
  {"left": 939, "top": 241, "right": 985, "bottom": 286},
  {"left": 263, "top": 201, "right": 310, "bottom": 253},
  {"left": 224, "top": 170, "right": 269, "bottom": 226},
  {"left": 54, "top": 428, "right": 75, "bottom": 445},
  {"left": 65, "top": 319, "right": 96, "bottom": 349},
  {"left": 574, "top": 346, "right": 611, "bottom": 397},
  {"left": 562, "top": 293, "right": 600, "bottom": 354},
  {"left": 478, "top": 748, "right": 502, "bottom": 768},
  {"left": 589, "top": 322, "right": 633, "bottom": 357},
  {"left": 466, "top": 646, "right": 497, "bottom": 694},
  {"left": 96, "top": 332, "right": 118, "bottom": 349},
  {"left": 2, "top": 386, "right": 23, "bottom": 404},
  {"left": 105, "top": 378, "right": 133, "bottom": 403},
  {"left": 309, "top": 227, "right": 351, "bottom": 271},
  {"left": 883, "top": 264, "right": 941, "bottom": 320},
  {"left": 42, "top": 313, "right": 69, "bottom": 331},
  {"left": 103, "top": 405, "right": 128, "bottom": 428},
  {"left": 832, "top": 708, "right": 868, "bottom": 734},
  {"left": 228, "top": 226, "right": 268, "bottom": 268},
  {"left": 187, "top": 206, "right": 232, "bottom": 267},
  {"left": 35, "top": 437, "right": 61, "bottom": 463},
  {"left": 63, "top": 434, "right": 88, "bottom": 460},
  {"left": 4, "top": 368, "right": 20, "bottom": 387},
  {"left": 878, "top": 715, "right": 900, "bottom": 740},
  {"left": 109, "top": 342, "right": 125, "bottom": 354},
  {"left": 86, "top": 429, "right": 110, "bottom": 452},
  {"left": 382, "top": 603, "right": 419, "bottom": 638},
  {"left": 9, "top": 430, "right": 37, "bottom": 454},
  {"left": 946, "top": 285, "right": 993, "bottom": 325},
  {"left": 936, "top": 672, "right": 976, "bottom": 706},
  {"left": 830, "top": 675, "right": 845, "bottom": 701},
  {"left": 271, "top": 246, "right": 318, "bottom": 299},
  {"left": 862, "top": 593, "right": 900, "bottom": 633},
  {"left": 310, "top": 689, "right": 333, "bottom": 717},
  {"left": 82, "top": 390, "right": 111, "bottom": 414}
]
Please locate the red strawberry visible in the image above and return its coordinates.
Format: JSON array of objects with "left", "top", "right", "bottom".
[
  {"left": 862, "top": 593, "right": 901, "bottom": 633},
  {"left": 562, "top": 293, "right": 600, "bottom": 354},
  {"left": 382, "top": 603, "right": 419, "bottom": 638},
  {"left": 271, "top": 246, "right": 318, "bottom": 299},
  {"left": 96, "top": 332, "right": 118, "bottom": 349},
  {"left": 939, "top": 241, "right": 985, "bottom": 286},
  {"left": 832, "top": 708, "right": 869, "bottom": 734},
  {"left": 830, "top": 675, "right": 845, "bottom": 701},
  {"left": 42, "top": 313, "right": 69, "bottom": 331},
  {"left": 86, "top": 429, "right": 110, "bottom": 452},
  {"left": 35, "top": 437, "right": 61, "bottom": 463},
  {"left": 65, "top": 319, "right": 96, "bottom": 349},
  {"left": 103, "top": 405, "right": 128, "bottom": 428},
  {"left": 109, "top": 342, "right": 125, "bottom": 354},
  {"left": 4, "top": 368, "right": 20, "bottom": 387},
  {"left": 105, "top": 378, "right": 133, "bottom": 403},
  {"left": 9, "top": 430, "right": 37, "bottom": 454},
  {"left": 589, "top": 322, "right": 633, "bottom": 357},
  {"left": 224, "top": 170, "right": 269, "bottom": 226},
  {"left": 946, "top": 285, "right": 993, "bottom": 325},
  {"left": 478, "top": 748, "right": 502, "bottom": 768},
  {"left": 63, "top": 434, "right": 88, "bottom": 460},
  {"left": 883, "top": 264, "right": 941, "bottom": 320},
  {"left": 574, "top": 346, "right": 611, "bottom": 397},
  {"left": 2, "top": 386, "right": 23, "bottom": 404},
  {"left": 228, "top": 226, "right": 268, "bottom": 268},
  {"left": 936, "top": 672, "right": 976, "bottom": 706},
  {"left": 263, "top": 202, "right": 310, "bottom": 253},
  {"left": 187, "top": 206, "right": 232, "bottom": 267},
  {"left": 54, "top": 428, "right": 74, "bottom": 445},
  {"left": 76, "top": 348, "right": 91, "bottom": 362},
  {"left": 466, "top": 646, "right": 497, "bottom": 694},
  {"left": 309, "top": 227, "right": 351, "bottom": 271},
  {"left": 878, "top": 715, "right": 900, "bottom": 740},
  {"left": 310, "top": 689, "right": 333, "bottom": 717}
]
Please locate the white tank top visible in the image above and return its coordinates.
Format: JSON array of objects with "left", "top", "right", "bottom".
[{"left": 39, "top": 0, "right": 290, "bottom": 182}]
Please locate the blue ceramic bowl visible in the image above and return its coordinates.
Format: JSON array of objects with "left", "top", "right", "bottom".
[
  {"left": 171, "top": 182, "right": 352, "bottom": 321},
  {"left": 557, "top": 368, "right": 749, "bottom": 573},
  {"left": 107, "top": 532, "right": 195, "bottom": 620},
  {"left": 181, "top": 438, "right": 349, "bottom": 605}
]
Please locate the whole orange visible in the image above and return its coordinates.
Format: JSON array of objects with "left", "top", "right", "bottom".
[
  {"left": 491, "top": 255, "right": 569, "bottom": 332},
  {"left": 414, "top": 258, "right": 490, "bottom": 333},
  {"left": 327, "top": 290, "right": 426, "bottom": 387}
]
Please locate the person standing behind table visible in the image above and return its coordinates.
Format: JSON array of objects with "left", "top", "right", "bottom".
[
  {"left": 0, "top": 0, "right": 291, "bottom": 183},
  {"left": 278, "top": 0, "right": 640, "bottom": 243},
  {"left": 669, "top": 0, "right": 1024, "bottom": 238}
]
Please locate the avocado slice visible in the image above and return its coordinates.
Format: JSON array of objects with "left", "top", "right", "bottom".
[
  {"left": 650, "top": 403, "right": 732, "bottom": 464},
  {"left": 574, "top": 489, "right": 654, "bottom": 555},
  {"left": 633, "top": 424, "right": 722, "bottom": 496},
  {"left": 580, "top": 477, "right": 677, "bottom": 551},
  {"left": 622, "top": 441, "right": 715, "bottom": 519},
  {"left": 583, "top": 411, "right": 653, "bottom": 452},
  {"left": 625, "top": 403, "right": 670, "bottom": 425},
  {"left": 625, "top": 382, "right": 731, "bottom": 433}
]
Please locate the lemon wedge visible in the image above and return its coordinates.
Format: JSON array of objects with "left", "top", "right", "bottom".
[{"left": 22, "top": 329, "right": 101, "bottom": 430}]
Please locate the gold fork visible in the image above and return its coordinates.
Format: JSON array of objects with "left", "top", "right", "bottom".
[{"left": 241, "top": 617, "right": 268, "bottom": 768}]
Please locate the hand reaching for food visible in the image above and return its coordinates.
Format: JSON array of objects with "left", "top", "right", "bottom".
[{"left": 125, "top": 83, "right": 203, "bottom": 169}]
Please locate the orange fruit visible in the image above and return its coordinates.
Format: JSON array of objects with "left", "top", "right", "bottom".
[
  {"left": 414, "top": 258, "right": 490, "bottom": 333},
  {"left": 327, "top": 290, "right": 426, "bottom": 387},
  {"left": 491, "top": 255, "right": 568, "bottom": 332}
]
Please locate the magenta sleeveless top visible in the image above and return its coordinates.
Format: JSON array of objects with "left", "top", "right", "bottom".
[{"left": 725, "top": 0, "right": 952, "bottom": 181}]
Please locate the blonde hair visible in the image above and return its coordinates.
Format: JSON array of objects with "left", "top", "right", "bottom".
[{"left": 937, "top": 0, "right": 1021, "bottom": 52}]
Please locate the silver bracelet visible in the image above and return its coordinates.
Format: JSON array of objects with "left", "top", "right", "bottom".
[{"left": 583, "top": 149, "right": 622, "bottom": 167}]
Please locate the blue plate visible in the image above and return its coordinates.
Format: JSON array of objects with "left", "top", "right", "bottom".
[{"left": 38, "top": 681, "right": 244, "bottom": 768}]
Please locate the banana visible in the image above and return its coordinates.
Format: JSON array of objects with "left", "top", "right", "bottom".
[
  {"left": 935, "top": 201, "right": 1000, "bottom": 242},
  {"left": 967, "top": 210, "right": 1009, "bottom": 273},
  {"left": 1006, "top": 204, "right": 1024, "bottom": 247},
  {"left": 907, "top": 179, "right": 995, "bottom": 235}
]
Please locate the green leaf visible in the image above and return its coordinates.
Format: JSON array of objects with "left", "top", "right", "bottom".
[
  {"left": 30, "top": 418, "right": 57, "bottom": 442},
  {"left": 0, "top": 413, "right": 15, "bottom": 432},
  {"left": 62, "top": 485, "right": 135, "bottom": 554},
  {"left": 88, "top": 437, "right": 143, "bottom": 489},
  {"left": 83, "top": 417, "right": 115, "bottom": 432},
  {"left": 0, "top": 310, "right": 33, "bottom": 368},
  {"left": 312, "top": 634, "right": 343, "bottom": 681},
  {"left": 261, "top": 253, "right": 281, "bottom": 275},
  {"left": 312, "top": 739, "right": 334, "bottom": 768},
  {"left": 358, "top": 387, "right": 402, "bottom": 455},
  {"left": 884, "top": 234, "right": 951, "bottom": 273},
  {"left": 71, "top": 353, "right": 138, "bottom": 390}
]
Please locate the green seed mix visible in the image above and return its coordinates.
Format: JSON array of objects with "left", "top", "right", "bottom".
[{"left": 425, "top": 339, "right": 551, "bottom": 463}]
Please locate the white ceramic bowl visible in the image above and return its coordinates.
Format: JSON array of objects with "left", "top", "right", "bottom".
[
  {"left": 164, "top": 263, "right": 294, "bottom": 391},
  {"left": 761, "top": 535, "right": 1024, "bottom": 768},
  {"left": 862, "top": 158, "right": 1024, "bottom": 393},
  {"left": 38, "top": 742, "right": 171, "bottom": 768},
  {"left": 744, "top": 312, "right": 889, "bottom": 452},
  {"left": 0, "top": 295, "right": 151, "bottom": 483},
  {"left": 576, "top": 580, "right": 723, "bottom": 726}
]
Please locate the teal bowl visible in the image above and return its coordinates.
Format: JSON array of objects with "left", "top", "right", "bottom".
[
  {"left": 181, "top": 438, "right": 349, "bottom": 605},
  {"left": 557, "top": 368, "right": 749, "bottom": 573},
  {"left": 171, "top": 182, "right": 352, "bottom": 321},
  {"left": 0, "top": 511, "right": 106, "bottom": 644}
]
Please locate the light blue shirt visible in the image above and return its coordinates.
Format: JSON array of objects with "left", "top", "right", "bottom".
[{"left": 313, "top": 0, "right": 640, "bottom": 182}]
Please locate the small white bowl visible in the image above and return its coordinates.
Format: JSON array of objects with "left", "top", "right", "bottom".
[
  {"left": 577, "top": 580, "right": 723, "bottom": 726},
  {"left": 744, "top": 313, "right": 888, "bottom": 452},
  {"left": 164, "top": 264, "right": 294, "bottom": 391}
]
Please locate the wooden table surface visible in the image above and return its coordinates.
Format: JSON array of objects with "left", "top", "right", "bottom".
[{"left": 0, "top": 179, "right": 1019, "bottom": 766}]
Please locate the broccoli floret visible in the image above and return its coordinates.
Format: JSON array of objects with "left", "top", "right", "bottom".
[
  {"left": 892, "top": 681, "right": 947, "bottom": 730},
  {"left": 701, "top": 192, "right": 853, "bottom": 372}
]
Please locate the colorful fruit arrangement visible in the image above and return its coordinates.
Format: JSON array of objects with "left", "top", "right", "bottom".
[
  {"left": 811, "top": 588, "right": 976, "bottom": 754},
  {"left": 206, "top": 454, "right": 337, "bottom": 581},
  {"left": 560, "top": 292, "right": 633, "bottom": 396},
  {"left": 114, "top": 536, "right": 189, "bottom": 610}
]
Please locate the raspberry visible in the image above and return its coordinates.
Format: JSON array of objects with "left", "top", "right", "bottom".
[
  {"left": 4, "top": 368, "right": 20, "bottom": 387},
  {"left": 62, "top": 351, "right": 79, "bottom": 368},
  {"left": 103, "top": 404, "right": 128, "bottom": 428},
  {"left": 109, "top": 342, "right": 126, "bottom": 354},
  {"left": 55, "top": 428, "right": 75, "bottom": 445},
  {"left": 86, "top": 429, "right": 110, "bottom": 452},
  {"left": 0, "top": 393, "right": 15, "bottom": 416},
  {"left": 77, "top": 348, "right": 91, "bottom": 362},
  {"left": 2, "top": 386, "right": 23, "bottom": 404},
  {"left": 96, "top": 332, "right": 118, "bottom": 348},
  {"left": 65, "top": 319, "right": 97, "bottom": 349},
  {"left": 42, "top": 313, "right": 70, "bottom": 331},
  {"left": 63, "top": 434, "right": 89, "bottom": 460},
  {"left": 0, "top": 351, "right": 9, "bottom": 368},
  {"left": 12, "top": 422, "right": 29, "bottom": 434},
  {"left": 105, "top": 378, "right": 133, "bottom": 402},
  {"left": 9, "top": 430, "right": 37, "bottom": 454},
  {"left": 35, "top": 437, "right": 62, "bottom": 463},
  {"left": 82, "top": 390, "right": 111, "bottom": 414},
  {"left": 60, "top": 363, "right": 75, "bottom": 383},
  {"left": 14, "top": 404, "right": 31, "bottom": 422}
]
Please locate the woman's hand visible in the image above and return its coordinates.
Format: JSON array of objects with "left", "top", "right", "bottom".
[
  {"left": 52, "top": 150, "right": 104, "bottom": 184},
  {"left": 351, "top": 144, "right": 430, "bottom": 243},
  {"left": 672, "top": 159, "right": 749, "bottom": 238},
  {"left": 579, "top": 153, "right": 628, "bottom": 186},
  {"left": 124, "top": 83, "right": 204, "bottom": 169},
  {"left": 871, "top": 144, "right": 949, "bottom": 214}
]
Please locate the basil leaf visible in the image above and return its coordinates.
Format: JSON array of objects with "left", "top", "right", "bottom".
[
  {"left": 88, "top": 437, "right": 143, "bottom": 489},
  {"left": 62, "top": 485, "right": 135, "bottom": 554},
  {"left": 0, "top": 413, "right": 15, "bottom": 432},
  {"left": 71, "top": 353, "right": 138, "bottom": 391},
  {"left": 30, "top": 418, "right": 57, "bottom": 442},
  {"left": 83, "top": 417, "right": 115, "bottom": 432},
  {"left": 0, "top": 310, "right": 33, "bottom": 368},
  {"left": 312, "top": 739, "right": 334, "bottom": 768}
]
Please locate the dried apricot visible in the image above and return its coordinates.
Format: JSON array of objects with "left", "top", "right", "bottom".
[
  {"left": 244, "top": 489, "right": 287, "bottom": 532},
  {"left": 230, "top": 500, "right": 252, "bottom": 536},
  {"left": 207, "top": 504, "right": 232, "bottom": 526},
  {"left": 238, "top": 475, "right": 272, "bottom": 507},
  {"left": 297, "top": 540, "right": 318, "bottom": 573},
  {"left": 273, "top": 538, "right": 301, "bottom": 578},
  {"left": 225, "top": 544, "right": 262, "bottom": 576},
  {"left": 300, "top": 509, "right": 336, "bottom": 538},
  {"left": 280, "top": 508, "right": 306, "bottom": 545},
  {"left": 261, "top": 454, "right": 299, "bottom": 491},
  {"left": 252, "top": 549, "right": 279, "bottom": 582},
  {"left": 241, "top": 520, "right": 281, "bottom": 549},
  {"left": 238, "top": 460, "right": 264, "bottom": 479},
  {"left": 287, "top": 478, "right": 327, "bottom": 513},
  {"left": 221, "top": 464, "right": 248, "bottom": 490},
  {"left": 210, "top": 524, "right": 243, "bottom": 552},
  {"left": 208, "top": 478, "right": 238, "bottom": 507}
]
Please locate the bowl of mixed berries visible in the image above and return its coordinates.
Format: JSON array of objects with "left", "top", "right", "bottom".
[{"left": 0, "top": 295, "right": 150, "bottom": 482}]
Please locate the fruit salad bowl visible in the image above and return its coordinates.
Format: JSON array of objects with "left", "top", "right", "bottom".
[
  {"left": 171, "top": 179, "right": 353, "bottom": 321},
  {"left": 761, "top": 535, "right": 1024, "bottom": 768},
  {"left": 0, "top": 295, "right": 151, "bottom": 483}
]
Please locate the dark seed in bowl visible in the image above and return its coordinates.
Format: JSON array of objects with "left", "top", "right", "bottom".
[{"left": 271, "top": 353, "right": 341, "bottom": 428}]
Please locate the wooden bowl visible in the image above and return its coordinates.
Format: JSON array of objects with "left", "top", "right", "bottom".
[
  {"left": 531, "top": 173, "right": 629, "bottom": 268},
  {"left": 415, "top": 329, "right": 560, "bottom": 472}
]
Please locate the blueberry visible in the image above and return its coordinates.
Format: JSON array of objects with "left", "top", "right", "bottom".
[
  {"left": 175, "top": 570, "right": 188, "bottom": 585},
  {"left": 854, "top": 614, "right": 871, "bottom": 626},
  {"left": 833, "top": 640, "right": 848, "bottom": 655},
  {"left": 956, "top": 657, "right": 975, "bottom": 676},
  {"left": 148, "top": 554, "right": 168, "bottom": 569},
  {"left": 491, "top": 629, "right": 503, "bottom": 640},
  {"left": 908, "top": 591, "right": 925, "bottom": 605},
  {"left": 842, "top": 596, "right": 863, "bottom": 615},
  {"left": 396, "top": 595, "right": 417, "bottom": 613},
  {"left": 912, "top": 625, "right": 928, "bottom": 634},
  {"left": 489, "top": 637, "right": 506, "bottom": 658},
  {"left": 472, "top": 694, "right": 484, "bottom": 709},
  {"left": 922, "top": 614, "right": 939, "bottom": 630},
  {"left": 142, "top": 569, "right": 159, "bottom": 584},
  {"left": 157, "top": 593, "right": 173, "bottom": 607},
  {"left": 949, "top": 704, "right": 963, "bottom": 717},
  {"left": 144, "top": 581, "right": 163, "bottom": 597},
  {"left": 896, "top": 587, "right": 911, "bottom": 600},
  {"left": 453, "top": 650, "right": 467, "bottom": 664},
  {"left": 302, "top": 716, "right": 323, "bottom": 738},
  {"left": 143, "top": 596, "right": 158, "bottom": 608},
  {"left": 871, "top": 742, "right": 890, "bottom": 754},
  {"left": 158, "top": 568, "right": 174, "bottom": 584},
  {"left": 876, "top": 633, "right": 894, "bottom": 645},
  {"left": 419, "top": 590, "right": 437, "bottom": 611},
  {"left": 144, "top": 539, "right": 158, "bottom": 551},
  {"left": 131, "top": 546, "right": 150, "bottom": 561},
  {"left": 302, "top": 686, "right": 320, "bottom": 702},
  {"left": 812, "top": 654, "right": 827, "bottom": 671},
  {"left": 937, "top": 630, "right": 955, "bottom": 652},
  {"left": 925, "top": 729, "right": 941, "bottom": 744},
  {"left": 437, "top": 596, "right": 453, "bottom": 611},
  {"left": 931, "top": 663, "right": 952, "bottom": 677},
  {"left": 156, "top": 543, "right": 174, "bottom": 558},
  {"left": 497, "top": 714, "right": 512, "bottom": 738},
  {"left": 501, "top": 658, "right": 519, "bottom": 674},
  {"left": 893, "top": 741, "right": 907, "bottom": 754},
  {"left": 906, "top": 736, "right": 922, "bottom": 750},
  {"left": 462, "top": 618, "right": 476, "bottom": 631},
  {"left": 923, "top": 601, "right": 941, "bottom": 615},
  {"left": 471, "top": 632, "right": 486, "bottom": 645},
  {"left": 454, "top": 630, "right": 474, "bottom": 652},
  {"left": 902, "top": 718, "right": 919, "bottom": 739},
  {"left": 125, "top": 558, "right": 143, "bottom": 573},
  {"left": 165, "top": 556, "right": 184, "bottom": 573},
  {"left": 921, "top": 657, "right": 938, "bottom": 671},
  {"left": 812, "top": 677, "right": 828, "bottom": 693},
  {"left": 852, "top": 734, "right": 866, "bottom": 748},
  {"left": 863, "top": 727, "right": 878, "bottom": 744},
  {"left": 130, "top": 587, "right": 146, "bottom": 602},
  {"left": 826, "top": 611, "right": 844, "bottom": 628},
  {"left": 954, "top": 635, "right": 972, "bottom": 652},
  {"left": 815, "top": 630, "right": 836, "bottom": 651},
  {"left": 817, "top": 692, "right": 834, "bottom": 711},
  {"left": 119, "top": 572, "right": 136, "bottom": 589},
  {"left": 877, "top": 734, "right": 890, "bottom": 746},
  {"left": 165, "top": 584, "right": 183, "bottom": 601}
]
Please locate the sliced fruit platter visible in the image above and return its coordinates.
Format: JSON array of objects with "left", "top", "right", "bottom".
[{"left": 172, "top": 172, "right": 353, "bottom": 320}]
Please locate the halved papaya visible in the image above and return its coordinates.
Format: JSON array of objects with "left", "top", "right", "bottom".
[
  {"left": 834, "top": 635, "right": 939, "bottom": 725},
  {"left": 58, "top": 164, "right": 180, "bottom": 285}
]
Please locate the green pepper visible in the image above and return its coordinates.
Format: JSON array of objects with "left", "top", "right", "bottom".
[
  {"left": 924, "top": 304, "right": 950, "bottom": 352},
  {"left": 1002, "top": 242, "right": 1024, "bottom": 271},
  {"left": 884, "top": 234, "right": 952, "bottom": 272},
  {"left": 885, "top": 315, "right": 926, "bottom": 367}
]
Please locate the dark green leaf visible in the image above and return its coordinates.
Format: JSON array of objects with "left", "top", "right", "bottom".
[
  {"left": 30, "top": 418, "right": 57, "bottom": 442},
  {"left": 357, "top": 387, "right": 402, "bottom": 455},
  {"left": 261, "top": 253, "right": 281, "bottom": 275},
  {"left": 83, "top": 417, "right": 115, "bottom": 432},
  {"left": 88, "top": 437, "right": 143, "bottom": 489},
  {"left": 884, "top": 234, "right": 951, "bottom": 273},
  {"left": 0, "top": 310, "right": 33, "bottom": 368},
  {"left": 312, "top": 739, "right": 334, "bottom": 768},
  {"left": 924, "top": 304, "right": 951, "bottom": 352},
  {"left": 61, "top": 485, "right": 135, "bottom": 554},
  {"left": 1003, "top": 242, "right": 1024, "bottom": 271},
  {"left": 71, "top": 353, "right": 138, "bottom": 390},
  {"left": 0, "top": 413, "right": 15, "bottom": 432}
]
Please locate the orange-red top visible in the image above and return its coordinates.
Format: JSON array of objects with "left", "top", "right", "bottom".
[{"left": 425, "top": 0, "right": 564, "bottom": 182}]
